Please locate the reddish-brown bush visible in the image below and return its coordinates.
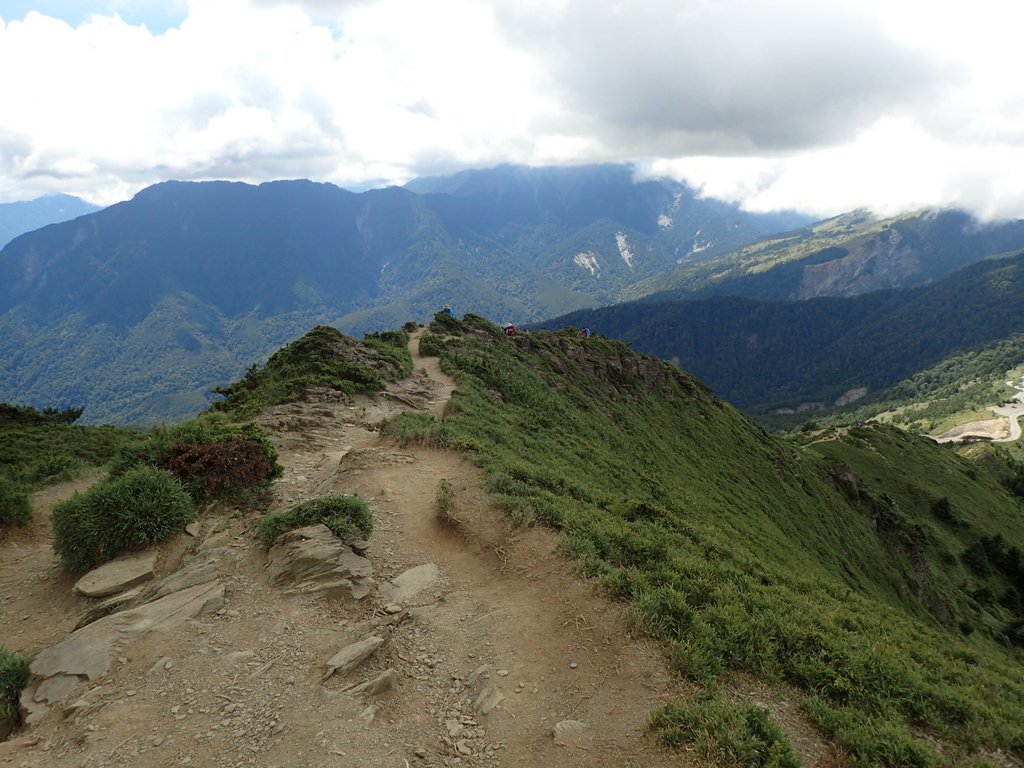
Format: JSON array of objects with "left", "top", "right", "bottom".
[{"left": 161, "top": 439, "right": 275, "bottom": 500}]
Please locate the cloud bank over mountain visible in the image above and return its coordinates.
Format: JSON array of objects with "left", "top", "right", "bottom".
[{"left": 2, "top": 0, "right": 1023, "bottom": 219}]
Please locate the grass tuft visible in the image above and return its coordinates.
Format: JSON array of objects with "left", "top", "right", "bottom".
[
  {"left": 650, "top": 694, "right": 800, "bottom": 768},
  {"left": 0, "top": 477, "right": 32, "bottom": 530},
  {"left": 0, "top": 646, "right": 30, "bottom": 738},
  {"left": 258, "top": 495, "right": 374, "bottom": 549},
  {"left": 51, "top": 465, "right": 195, "bottom": 572}
]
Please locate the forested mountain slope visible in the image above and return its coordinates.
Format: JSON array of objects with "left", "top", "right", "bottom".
[{"left": 546, "top": 252, "right": 1024, "bottom": 414}]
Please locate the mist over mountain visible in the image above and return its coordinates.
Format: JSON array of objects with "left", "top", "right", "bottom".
[
  {"left": 0, "top": 164, "right": 806, "bottom": 423},
  {"left": 0, "top": 194, "right": 101, "bottom": 250}
]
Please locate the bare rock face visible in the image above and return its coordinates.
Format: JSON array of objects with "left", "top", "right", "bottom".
[
  {"left": 265, "top": 524, "right": 374, "bottom": 599},
  {"left": 73, "top": 550, "right": 158, "bottom": 598}
]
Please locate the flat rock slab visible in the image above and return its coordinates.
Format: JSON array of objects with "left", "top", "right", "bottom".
[
  {"left": 378, "top": 563, "right": 439, "bottom": 605},
  {"left": 326, "top": 635, "right": 386, "bottom": 679},
  {"left": 22, "top": 580, "right": 224, "bottom": 722},
  {"left": 74, "top": 550, "right": 158, "bottom": 598}
]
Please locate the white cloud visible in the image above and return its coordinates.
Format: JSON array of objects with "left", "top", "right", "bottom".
[{"left": 0, "top": 0, "right": 1022, "bottom": 221}]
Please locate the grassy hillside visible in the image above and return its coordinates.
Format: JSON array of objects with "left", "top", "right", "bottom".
[
  {"left": 0, "top": 404, "right": 140, "bottom": 491},
  {"left": 366, "top": 315, "right": 1024, "bottom": 766}
]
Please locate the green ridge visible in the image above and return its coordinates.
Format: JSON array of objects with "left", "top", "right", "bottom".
[{"left": 381, "top": 314, "right": 1024, "bottom": 765}]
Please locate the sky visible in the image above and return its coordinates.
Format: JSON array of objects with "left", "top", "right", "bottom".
[{"left": 1, "top": 0, "right": 1022, "bottom": 220}]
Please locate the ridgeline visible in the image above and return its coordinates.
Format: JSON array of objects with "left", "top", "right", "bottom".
[
  {"left": 3, "top": 315, "right": 1023, "bottom": 766},
  {"left": 372, "top": 314, "right": 1024, "bottom": 766}
]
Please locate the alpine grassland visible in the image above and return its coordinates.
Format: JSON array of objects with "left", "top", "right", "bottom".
[
  {"left": 0, "top": 403, "right": 140, "bottom": 532},
  {"left": 0, "top": 404, "right": 139, "bottom": 492},
  {"left": 379, "top": 313, "right": 1024, "bottom": 766},
  {"left": 211, "top": 325, "right": 411, "bottom": 415}
]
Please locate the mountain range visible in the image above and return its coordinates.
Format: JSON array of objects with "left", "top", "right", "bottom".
[
  {"left": 626, "top": 208, "right": 1024, "bottom": 302},
  {"left": 0, "top": 194, "right": 100, "bottom": 250},
  {"left": 0, "top": 165, "right": 807, "bottom": 423},
  {"left": 2, "top": 163, "right": 1024, "bottom": 425}
]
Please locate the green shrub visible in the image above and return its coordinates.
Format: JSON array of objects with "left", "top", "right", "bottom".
[
  {"left": 51, "top": 466, "right": 196, "bottom": 572},
  {"left": 418, "top": 333, "right": 446, "bottom": 358},
  {"left": 0, "top": 646, "right": 29, "bottom": 737},
  {"left": 380, "top": 411, "right": 452, "bottom": 448},
  {"left": 650, "top": 694, "right": 800, "bottom": 768},
  {"left": 258, "top": 495, "right": 374, "bottom": 549},
  {"left": 429, "top": 311, "right": 464, "bottom": 335},
  {"left": 0, "top": 477, "right": 32, "bottom": 529},
  {"left": 212, "top": 325, "right": 408, "bottom": 414}
]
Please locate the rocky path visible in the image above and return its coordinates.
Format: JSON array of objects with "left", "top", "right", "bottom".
[{"left": 0, "top": 330, "right": 691, "bottom": 768}]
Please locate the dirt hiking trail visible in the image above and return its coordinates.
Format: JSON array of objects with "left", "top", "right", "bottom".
[{"left": 0, "top": 330, "right": 825, "bottom": 767}]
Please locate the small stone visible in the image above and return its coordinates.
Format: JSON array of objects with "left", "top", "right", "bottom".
[
  {"left": 446, "top": 719, "right": 464, "bottom": 738},
  {"left": 152, "top": 736, "right": 164, "bottom": 747},
  {"left": 569, "top": 662, "right": 577, "bottom": 669},
  {"left": 496, "top": 670, "right": 509, "bottom": 677},
  {"left": 552, "top": 719, "right": 591, "bottom": 747}
]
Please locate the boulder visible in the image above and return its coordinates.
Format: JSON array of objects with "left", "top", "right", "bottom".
[
  {"left": 73, "top": 548, "right": 227, "bottom": 629},
  {"left": 265, "top": 524, "right": 373, "bottom": 599}
]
